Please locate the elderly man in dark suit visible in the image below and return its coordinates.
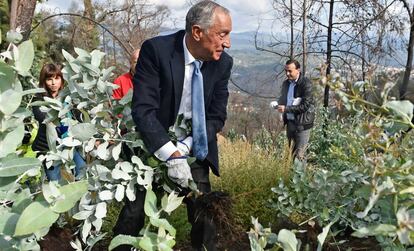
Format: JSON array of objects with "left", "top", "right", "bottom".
[{"left": 113, "top": 1, "right": 233, "bottom": 250}]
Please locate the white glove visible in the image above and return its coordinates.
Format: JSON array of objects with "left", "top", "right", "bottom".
[
  {"left": 166, "top": 157, "right": 193, "bottom": 188},
  {"left": 176, "top": 136, "right": 192, "bottom": 156},
  {"left": 270, "top": 101, "right": 278, "bottom": 109}
]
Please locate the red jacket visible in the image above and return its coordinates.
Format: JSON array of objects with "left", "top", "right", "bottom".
[{"left": 113, "top": 72, "right": 133, "bottom": 99}]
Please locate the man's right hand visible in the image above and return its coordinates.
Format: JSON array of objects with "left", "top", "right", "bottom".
[
  {"left": 166, "top": 156, "right": 193, "bottom": 188},
  {"left": 277, "top": 105, "right": 286, "bottom": 113}
]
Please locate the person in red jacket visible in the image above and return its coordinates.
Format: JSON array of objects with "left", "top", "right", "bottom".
[{"left": 112, "top": 49, "right": 140, "bottom": 99}]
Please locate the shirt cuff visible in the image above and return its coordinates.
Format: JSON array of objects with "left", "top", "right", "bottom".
[{"left": 154, "top": 141, "right": 178, "bottom": 161}]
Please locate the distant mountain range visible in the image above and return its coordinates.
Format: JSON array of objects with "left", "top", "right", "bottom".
[{"left": 158, "top": 30, "right": 407, "bottom": 98}]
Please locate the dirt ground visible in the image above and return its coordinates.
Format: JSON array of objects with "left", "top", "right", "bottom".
[{"left": 40, "top": 196, "right": 380, "bottom": 251}]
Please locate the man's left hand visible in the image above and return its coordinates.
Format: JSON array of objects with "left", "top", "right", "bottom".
[{"left": 277, "top": 105, "right": 286, "bottom": 113}]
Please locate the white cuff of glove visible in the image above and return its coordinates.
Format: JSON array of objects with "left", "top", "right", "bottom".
[{"left": 176, "top": 136, "right": 192, "bottom": 156}]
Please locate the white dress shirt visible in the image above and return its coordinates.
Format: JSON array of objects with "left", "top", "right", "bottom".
[{"left": 153, "top": 35, "right": 201, "bottom": 161}]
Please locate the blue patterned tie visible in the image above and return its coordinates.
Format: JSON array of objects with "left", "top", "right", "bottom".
[{"left": 192, "top": 60, "right": 208, "bottom": 160}]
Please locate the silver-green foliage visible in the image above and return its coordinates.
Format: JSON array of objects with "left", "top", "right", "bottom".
[
  {"left": 35, "top": 46, "right": 186, "bottom": 250},
  {"left": 270, "top": 77, "right": 414, "bottom": 249},
  {"left": 0, "top": 31, "right": 47, "bottom": 251},
  {"left": 248, "top": 217, "right": 299, "bottom": 251},
  {"left": 0, "top": 30, "right": 187, "bottom": 250}
]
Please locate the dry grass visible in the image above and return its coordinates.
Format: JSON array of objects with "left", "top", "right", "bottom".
[{"left": 211, "top": 139, "right": 292, "bottom": 227}]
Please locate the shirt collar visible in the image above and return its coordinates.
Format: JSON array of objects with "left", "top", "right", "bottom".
[
  {"left": 183, "top": 35, "right": 203, "bottom": 67},
  {"left": 288, "top": 75, "right": 300, "bottom": 84}
]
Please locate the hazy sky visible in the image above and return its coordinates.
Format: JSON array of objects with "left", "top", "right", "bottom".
[{"left": 36, "top": 0, "right": 275, "bottom": 33}]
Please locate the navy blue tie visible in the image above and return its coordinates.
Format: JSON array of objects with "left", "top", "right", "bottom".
[{"left": 192, "top": 60, "right": 208, "bottom": 160}]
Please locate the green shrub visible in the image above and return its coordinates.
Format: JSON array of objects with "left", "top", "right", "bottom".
[{"left": 269, "top": 78, "right": 414, "bottom": 249}]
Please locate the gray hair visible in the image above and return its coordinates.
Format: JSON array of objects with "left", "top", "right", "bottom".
[{"left": 185, "top": 1, "right": 230, "bottom": 33}]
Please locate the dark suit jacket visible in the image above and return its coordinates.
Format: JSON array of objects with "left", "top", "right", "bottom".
[
  {"left": 131, "top": 30, "right": 233, "bottom": 176},
  {"left": 278, "top": 74, "right": 315, "bottom": 130}
]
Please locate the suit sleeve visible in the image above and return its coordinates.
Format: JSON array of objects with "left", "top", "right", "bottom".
[
  {"left": 278, "top": 81, "right": 288, "bottom": 105},
  {"left": 205, "top": 56, "right": 233, "bottom": 143},
  {"left": 131, "top": 40, "right": 171, "bottom": 153}
]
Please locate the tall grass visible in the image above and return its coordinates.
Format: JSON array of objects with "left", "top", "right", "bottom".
[{"left": 211, "top": 138, "right": 292, "bottom": 227}]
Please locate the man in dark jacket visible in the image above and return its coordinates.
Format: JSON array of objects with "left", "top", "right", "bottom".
[{"left": 277, "top": 59, "right": 315, "bottom": 160}]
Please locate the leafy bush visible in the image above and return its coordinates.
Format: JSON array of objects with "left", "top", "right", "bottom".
[
  {"left": 269, "top": 77, "right": 414, "bottom": 249},
  {"left": 0, "top": 31, "right": 190, "bottom": 251}
]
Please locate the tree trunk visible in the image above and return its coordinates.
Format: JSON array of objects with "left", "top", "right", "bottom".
[
  {"left": 400, "top": 4, "right": 414, "bottom": 100},
  {"left": 290, "top": 0, "right": 294, "bottom": 59},
  {"left": 9, "top": 0, "right": 37, "bottom": 40},
  {"left": 324, "top": 0, "right": 334, "bottom": 108},
  {"left": 302, "top": 0, "right": 307, "bottom": 75}
]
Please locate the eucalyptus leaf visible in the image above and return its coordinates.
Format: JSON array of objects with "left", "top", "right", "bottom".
[
  {"left": 96, "top": 141, "right": 109, "bottom": 160},
  {"left": 96, "top": 79, "right": 106, "bottom": 92},
  {"left": 317, "top": 221, "right": 335, "bottom": 251},
  {"left": 99, "top": 190, "right": 114, "bottom": 201},
  {"left": 72, "top": 210, "right": 93, "bottom": 220},
  {"left": 101, "top": 66, "right": 114, "bottom": 81},
  {"left": 0, "top": 211, "right": 19, "bottom": 235},
  {"left": 92, "top": 217, "right": 103, "bottom": 232},
  {"left": 83, "top": 63, "right": 100, "bottom": 76},
  {"left": 62, "top": 49, "right": 76, "bottom": 63},
  {"left": 42, "top": 182, "right": 62, "bottom": 204},
  {"left": 74, "top": 47, "right": 90, "bottom": 59},
  {"left": 149, "top": 217, "right": 176, "bottom": 236},
  {"left": 6, "top": 30, "right": 22, "bottom": 43},
  {"left": 0, "top": 61, "right": 15, "bottom": 93},
  {"left": 277, "top": 229, "right": 298, "bottom": 251},
  {"left": 109, "top": 234, "right": 140, "bottom": 251},
  {"left": 0, "top": 83, "right": 22, "bottom": 115},
  {"left": 112, "top": 168, "right": 131, "bottom": 180},
  {"left": 139, "top": 234, "right": 157, "bottom": 251},
  {"left": 0, "top": 156, "right": 41, "bottom": 177},
  {"left": 90, "top": 50, "right": 105, "bottom": 67},
  {"left": 144, "top": 188, "right": 158, "bottom": 218},
  {"left": 14, "top": 201, "right": 59, "bottom": 236},
  {"left": 51, "top": 180, "right": 88, "bottom": 213},
  {"left": 385, "top": 100, "right": 413, "bottom": 122},
  {"left": 81, "top": 220, "right": 92, "bottom": 243},
  {"left": 94, "top": 202, "right": 107, "bottom": 219},
  {"left": 61, "top": 137, "right": 82, "bottom": 147},
  {"left": 115, "top": 184, "right": 125, "bottom": 202},
  {"left": 46, "top": 123, "right": 58, "bottom": 152},
  {"left": 161, "top": 192, "right": 184, "bottom": 214},
  {"left": 15, "top": 40, "right": 34, "bottom": 75},
  {"left": 11, "top": 189, "right": 32, "bottom": 214},
  {"left": 126, "top": 179, "right": 137, "bottom": 201},
  {"left": 119, "top": 88, "right": 133, "bottom": 105},
  {"left": 112, "top": 143, "right": 122, "bottom": 161},
  {"left": 352, "top": 224, "right": 397, "bottom": 238},
  {"left": 21, "top": 88, "right": 46, "bottom": 96}
]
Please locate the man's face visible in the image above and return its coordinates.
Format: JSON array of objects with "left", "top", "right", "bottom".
[
  {"left": 197, "top": 10, "right": 232, "bottom": 61},
  {"left": 285, "top": 63, "right": 300, "bottom": 80}
]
